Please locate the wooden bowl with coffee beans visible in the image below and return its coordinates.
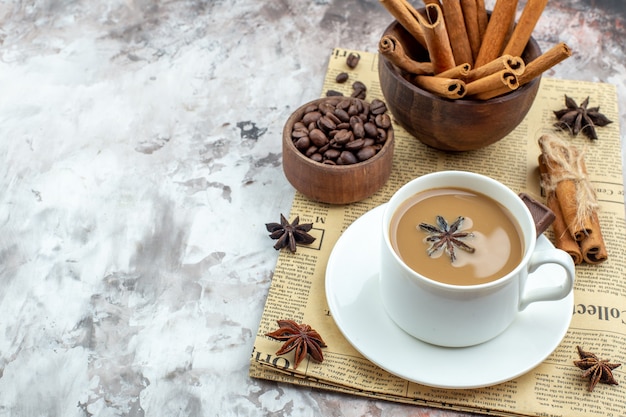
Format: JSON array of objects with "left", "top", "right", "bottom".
[{"left": 282, "top": 96, "right": 394, "bottom": 204}]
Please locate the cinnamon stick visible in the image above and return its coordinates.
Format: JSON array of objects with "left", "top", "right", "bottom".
[
  {"left": 379, "top": 0, "right": 427, "bottom": 48},
  {"left": 465, "top": 70, "right": 518, "bottom": 100},
  {"left": 436, "top": 63, "right": 471, "bottom": 79},
  {"left": 413, "top": 75, "right": 467, "bottom": 99},
  {"left": 415, "top": 3, "right": 456, "bottom": 73},
  {"left": 580, "top": 212, "right": 608, "bottom": 264},
  {"left": 440, "top": 0, "right": 474, "bottom": 66},
  {"left": 574, "top": 152, "right": 608, "bottom": 264},
  {"left": 474, "top": 0, "right": 519, "bottom": 67},
  {"left": 547, "top": 191, "right": 584, "bottom": 265},
  {"left": 379, "top": 35, "right": 435, "bottom": 75},
  {"left": 460, "top": 0, "right": 481, "bottom": 60},
  {"left": 465, "top": 54, "right": 525, "bottom": 82},
  {"left": 475, "top": 0, "right": 488, "bottom": 41},
  {"left": 503, "top": 0, "right": 549, "bottom": 57},
  {"left": 519, "top": 42, "right": 572, "bottom": 86}
]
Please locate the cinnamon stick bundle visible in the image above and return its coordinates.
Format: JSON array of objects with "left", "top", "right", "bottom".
[
  {"left": 415, "top": 3, "right": 456, "bottom": 73},
  {"left": 378, "top": 0, "right": 572, "bottom": 100},
  {"left": 538, "top": 134, "right": 608, "bottom": 264},
  {"left": 379, "top": 35, "right": 435, "bottom": 75},
  {"left": 474, "top": 0, "right": 519, "bottom": 67},
  {"left": 538, "top": 156, "right": 583, "bottom": 264},
  {"left": 440, "top": 0, "right": 474, "bottom": 66}
]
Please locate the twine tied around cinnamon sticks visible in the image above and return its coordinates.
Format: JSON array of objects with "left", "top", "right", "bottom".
[
  {"left": 538, "top": 134, "right": 608, "bottom": 265},
  {"left": 378, "top": 0, "right": 572, "bottom": 100}
]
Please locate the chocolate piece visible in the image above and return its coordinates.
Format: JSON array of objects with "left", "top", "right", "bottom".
[{"left": 519, "top": 192, "right": 556, "bottom": 237}]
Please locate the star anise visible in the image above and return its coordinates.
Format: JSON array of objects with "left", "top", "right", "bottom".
[
  {"left": 265, "top": 319, "right": 327, "bottom": 369},
  {"left": 265, "top": 214, "right": 316, "bottom": 252},
  {"left": 553, "top": 95, "right": 613, "bottom": 140},
  {"left": 418, "top": 216, "right": 475, "bottom": 263},
  {"left": 574, "top": 346, "right": 621, "bottom": 392}
]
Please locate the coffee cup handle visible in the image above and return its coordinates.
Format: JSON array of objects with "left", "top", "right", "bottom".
[{"left": 519, "top": 249, "right": 575, "bottom": 311}]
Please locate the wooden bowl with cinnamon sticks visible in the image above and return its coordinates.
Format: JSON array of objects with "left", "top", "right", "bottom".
[{"left": 378, "top": 17, "right": 542, "bottom": 151}]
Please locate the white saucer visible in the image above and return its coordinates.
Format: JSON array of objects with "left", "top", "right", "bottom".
[{"left": 325, "top": 204, "right": 573, "bottom": 389}]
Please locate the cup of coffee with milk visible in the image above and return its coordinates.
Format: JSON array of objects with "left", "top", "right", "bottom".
[{"left": 380, "top": 171, "right": 575, "bottom": 347}]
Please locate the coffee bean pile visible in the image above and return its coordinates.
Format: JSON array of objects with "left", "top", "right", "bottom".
[{"left": 290, "top": 97, "right": 393, "bottom": 166}]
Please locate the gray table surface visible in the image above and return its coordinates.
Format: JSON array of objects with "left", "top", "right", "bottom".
[{"left": 1, "top": 1, "right": 624, "bottom": 416}]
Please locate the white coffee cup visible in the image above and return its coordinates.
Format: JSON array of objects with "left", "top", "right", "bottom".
[{"left": 380, "top": 171, "right": 575, "bottom": 347}]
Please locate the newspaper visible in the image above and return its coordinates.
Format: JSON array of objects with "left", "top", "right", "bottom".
[{"left": 250, "top": 48, "right": 625, "bottom": 417}]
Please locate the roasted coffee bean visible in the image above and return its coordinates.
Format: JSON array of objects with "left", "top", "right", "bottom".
[
  {"left": 346, "top": 52, "right": 360, "bottom": 69},
  {"left": 291, "top": 128, "right": 309, "bottom": 139},
  {"left": 295, "top": 136, "right": 311, "bottom": 151},
  {"left": 333, "top": 108, "right": 350, "bottom": 123},
  {"left": 335, "top": 72, "right": 349, "bottom": 83},
  {"left": 357, "top": 146, "right": 377, "bottom": 161},
  {"left": 302, "top": 111, "right": 322, "bottom": 126},
  {"left": 319, "top": 102, "right": 335, "bottom": 114},
  {"left": 375, "top": 113, "right": 392, "bottom": 129},
  {"left": 352, "top": 81, "right": 366, "bottom": 92},
  {"left": 290, "top": 97, "right": 391, "bottom": 165},
  {"left": 345, "top": 138, "right": 365, "bottom": 151},
  {"left": 350, "top": 116, "right": 365, "bottom": 138},
  {"left": 349, "top": 115, "right": 361, "bottom": 128},
  {"left": 325, "top": 112, "right": 342, "bottom": 125},
  {"left": 306, "top": 146, "right": 318, "bottom": 157},
  {"left": 326, "top": 90, "right": 343, "bottom": 97},
  {"left": 333, "top": 129, "right": 353, "bottom": 146},
  {"left": 337, "top": 99, "right": 351, "bottom": 111},
  {"left": 363, "top": 122, "right": 379, "bottom": 138},
  {"left": 353, "top": 123, "right": 365, "bottom": 139},
  {"left": 377, "top": 128, "right": 387, "bottom": 142},
  {"left": 309, "top": 129, "right": 328, "bottom": 147},
  {"left": 351, "top": 89, "right": 366, "bottom": 100},
  {"left": 370, "top": 99, "right": 387, "bottom": 115},
  {"left": 324, "top": 148, "right": 341, "bottom": 160},
  {"left": 293, "top": 121, "right": 307, "bottom": 130},
  {"left": 339, "top": 151, "right": 358, "bottom": 165},
  {"left": 317, "top": 116, "right": 337, "bottom": 132}
]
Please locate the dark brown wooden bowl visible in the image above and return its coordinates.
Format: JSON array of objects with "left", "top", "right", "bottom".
[
  {"left": 282, "top": 97, "right": 394, "bottom": 204},
  {"left": 378, "top": 20, "right": 542, "bottom": 152}
]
